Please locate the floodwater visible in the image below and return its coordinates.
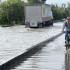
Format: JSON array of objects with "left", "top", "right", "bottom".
[
  {"left": 0, "top": 22, "right": 63, "bottom": 66},
  {"left": 11, "top": 34, "right": 65, "bottom": 70}
]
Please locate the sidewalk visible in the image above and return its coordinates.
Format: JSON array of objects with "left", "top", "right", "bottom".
[{"left": 0, "top": 22, "right": 63, "bottom": 66}]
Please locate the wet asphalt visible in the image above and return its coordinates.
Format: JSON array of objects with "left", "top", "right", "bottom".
[{"left": 10, "top": 34, "right": 65, "bottom": 70}]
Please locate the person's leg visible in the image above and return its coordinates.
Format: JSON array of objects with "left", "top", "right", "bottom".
[
  {"left": 65, "top": 32, "right": 68, "bottom": 47},
  {"left": 65, "top": 32, "right": 67, "bottom": 40}
]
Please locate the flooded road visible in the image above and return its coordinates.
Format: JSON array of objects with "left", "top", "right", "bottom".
[
  {"left": 0, "top": 22, "right": 63, "bottom": 66},
  {"left": 10, "top": 34, "right": 65, "bottom": 70}
]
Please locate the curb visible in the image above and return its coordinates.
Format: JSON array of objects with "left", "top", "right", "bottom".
[{"left": 0, "top": 32, "right": 63, "bottom": 70}]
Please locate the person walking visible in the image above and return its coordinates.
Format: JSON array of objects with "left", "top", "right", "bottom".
[{"left": 63, "top": 17, "right": 70, "bottom": 49}]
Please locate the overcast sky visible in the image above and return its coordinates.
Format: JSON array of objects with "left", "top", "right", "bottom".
[{"left": 46, "top": 0, "right": 70, "bottom": 6}]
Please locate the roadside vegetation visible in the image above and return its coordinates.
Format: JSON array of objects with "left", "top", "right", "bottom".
[
  {"left": 0, "top": 0, "right": 24, "bottom": 26},
  {"left": 0, "top": 0, "right": 70, "bottom": 26},
  {"left": 52, "top": 3, "right": 70, "bottom": 20}
]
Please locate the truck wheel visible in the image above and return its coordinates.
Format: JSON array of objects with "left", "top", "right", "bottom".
[
  {"left": 51, "top": 20, "right": 53, "bottom": 26},
  {"left": 45, "top": 21, "right": 49, "bottom": 26},
  {"left": 38, "top": 23, "right": 43, "bottom": 28}
]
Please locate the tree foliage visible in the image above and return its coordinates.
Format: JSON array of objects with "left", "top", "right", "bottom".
[
  {"left": 0, "top": 0, "right": 24, "bottom": 26},
  {"left": 51, "top": 4, "right": 70, "bottom": 20}
]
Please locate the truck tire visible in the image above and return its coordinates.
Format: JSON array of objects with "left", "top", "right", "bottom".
[
  {"left": 45, "top": 21, "right": 49, "bottom": 26},
  {"left": 50, "top": 20, "right": 53, "bottom": 26},
  {"left": 51, "top": 20, "right": 53, "bottom": 26},
  {"left": 38, "top": 23, "right": 43, "bottom": 28}
]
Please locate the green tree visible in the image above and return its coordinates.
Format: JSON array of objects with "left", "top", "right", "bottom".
[
  {"left": 0, "top": 0, "right": 25, "bottom": 26},
  {"left": 51, "top": 4, "right": 66, "bottom": 20},
  {"left": 66, "top": 3, "right": 70, "bottom": 17}
]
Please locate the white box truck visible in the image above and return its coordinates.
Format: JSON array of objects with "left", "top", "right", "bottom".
[{"left": 25, "top": 4, "right": 53, "bottom": 28}]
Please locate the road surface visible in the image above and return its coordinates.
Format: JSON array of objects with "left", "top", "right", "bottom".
[
  {"left": 0, "top": 22, "right": 63, "bottom": 66},
  {"left": 10, "top": 34, "right": 65, "bottom": 70}
]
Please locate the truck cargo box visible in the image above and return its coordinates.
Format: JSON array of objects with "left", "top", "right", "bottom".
[{"left": 25, "top": 4, "right": 53, "bottom": 27}]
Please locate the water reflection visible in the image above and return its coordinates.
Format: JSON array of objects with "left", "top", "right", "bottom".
[
  {"left": 10, "top": 35, "right": 65, "bottom": 70},
  {"left": 65, "top": 49, "right": 70, "bottom": 70}
]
